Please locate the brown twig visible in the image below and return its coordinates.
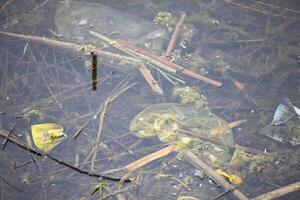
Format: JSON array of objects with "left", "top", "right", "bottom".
[
  {"left": 185, "top": 151, "right": 249, "bottom": 200},
  {"left": 251, "top": 181, "right": 300, "bottom": 200},
  {"left": 1, "top": 125, "right": 15, "bottom": 150},
  {"left": 165, "top": 13, "right": 186, "bottom": 58}
]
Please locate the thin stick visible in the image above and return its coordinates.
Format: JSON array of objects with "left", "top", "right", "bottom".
[
  {"left": 0, "top": 129, "right": 127, "bottom": 182},
  {"left": 165, "top": 13, "right": 186, "bottom": 58},
  {"left": 73, "top": 119, "right": 91, "bottom": 139},
  {"left": 46, "top": 154, "right": 128, "bottom": 182},
  {"left": 251, "top": 181, "right": 300, "bottom": 200},
  {"left": 14, "top": 160, "right": 34, "bottom": 169},
  {"left": 1, "top": 125, "right": 15, "bottom": 150},
  {"left": 0, "top": 31, "right": 138, "bottom": 64},
  {"left": 185, "top": 151, "right": 249, "bottom": 200},
  {"left": 100, "top": 185, "right": 136, "bottom": 200},
  {"left": 91, "top": 79, "right": 136, "bottom": 170},
  {"left": 0, "top": 176, "right": 27, "bottom": 193}
]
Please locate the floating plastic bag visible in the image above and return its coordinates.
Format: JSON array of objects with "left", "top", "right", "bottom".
[
  {"left": 31, "top": 123, "right": 67, "bottom": 152},
  {"left": 259, "top": 98, "right": 300, "bottom": 146},
  {"left": 54, "top": 1, "right": 167, "bottom": 51}
]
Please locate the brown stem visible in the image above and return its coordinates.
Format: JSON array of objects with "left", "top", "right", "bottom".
[
  {"left": 165, "top": 13, "right": 186, "bottom": 58},
  {"left": 0, "top": 31, "right": 138, "bottom": 63}
]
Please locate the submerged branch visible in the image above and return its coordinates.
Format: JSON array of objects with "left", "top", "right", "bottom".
[{"left": 0, "top": 129, "right": 129, "bottom": 182}]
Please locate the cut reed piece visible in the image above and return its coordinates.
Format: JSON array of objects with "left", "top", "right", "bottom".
[
  {"left": 185, "top": 151, "right": 249, "bottom": 200},
  {"left": 124, "top": 144, "right": 177, "bottom": 172},
  {"left": 138, "top": 64, "right": 163, "bottom": 95},
  {"left": 123, "top": 138, "right": 191, "bottom": 172},
  {"left": 165, "top": 13, "right": 186, "bottom": 58},
  {"left": 251, "top": 181, "right": 300, "bottom": 200}
]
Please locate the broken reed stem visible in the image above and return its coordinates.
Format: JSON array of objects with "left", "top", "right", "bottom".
[
  {"left": 117, "top": 39, "right": 223, "bottom": 87},
  {"left": 251, "top": 181, "right": 300, "bottom": 200},
  {"left": 165, "top": 13, "right": 186, "bottom": 58},
  {"left": 0, "top": 129, "right": 127, "bottom": 182},
  {"left": 138, "top": 64, "right": 163, "bottom": 95},
  {"left": 0, "top": 31, "right": 138, "bottom": 64},
  {"left": 185, "top": 151, "right": 249, "bottom": 200},
  {"left": 124, "top": 144, "right": 177, "bottom": 172}
]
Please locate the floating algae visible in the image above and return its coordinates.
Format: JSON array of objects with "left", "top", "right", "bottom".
[{"left": 54, "top": 1, "right": 167, "bottom": 51}]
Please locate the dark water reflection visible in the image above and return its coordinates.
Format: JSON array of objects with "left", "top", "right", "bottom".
[{"left": 0, "top": 0, "right": 299, "bottom": 199}]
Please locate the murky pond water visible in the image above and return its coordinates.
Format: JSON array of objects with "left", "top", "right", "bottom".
[{"left": 0, "top": 0, "right": 299, "bottom": 199}]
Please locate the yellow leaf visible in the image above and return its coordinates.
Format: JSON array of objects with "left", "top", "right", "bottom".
[
  {"left": 215, "top": 169, "right": 242, "bottom": 185},
  {"left": 31, "top": 123, "right": 67, "bottom": 152}
]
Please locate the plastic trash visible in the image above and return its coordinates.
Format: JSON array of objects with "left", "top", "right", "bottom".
[
  {"left": 31, "top": 123, "right": 67, "bottom": 152},
  {"left": 259, "top": 98, "right": 300, "bottom": 145}
]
